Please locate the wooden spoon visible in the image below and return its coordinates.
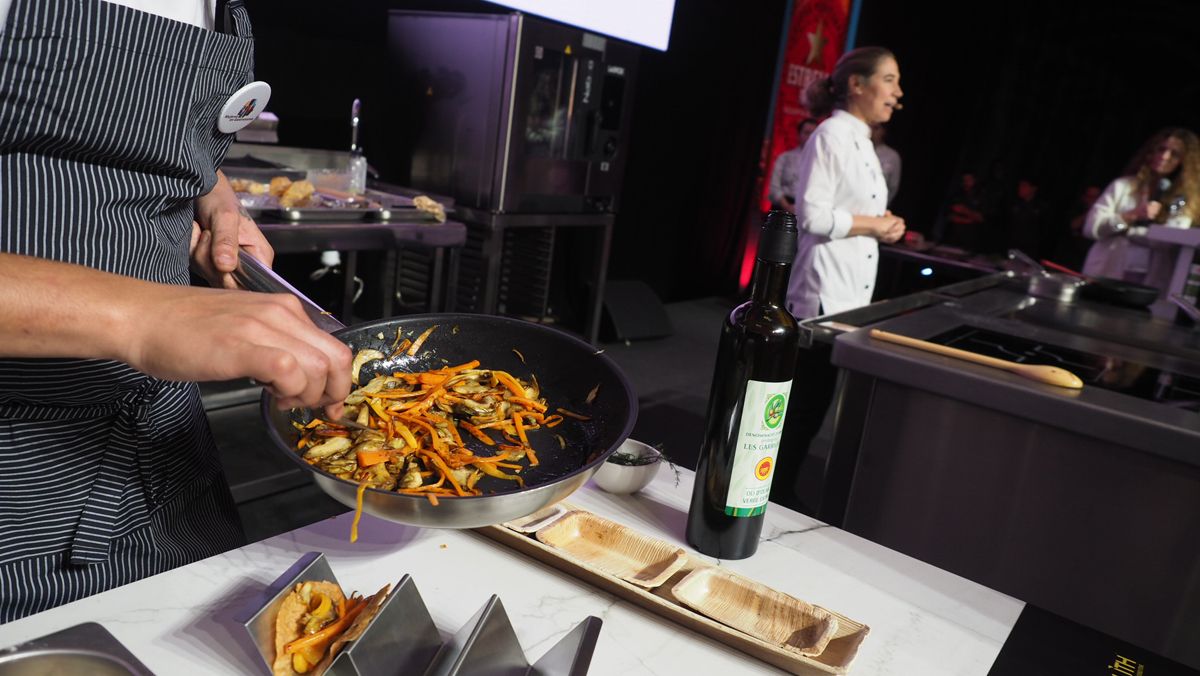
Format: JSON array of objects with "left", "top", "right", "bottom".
[{"left": 868, "top": 329, "right": 1084, "bottom": 389}]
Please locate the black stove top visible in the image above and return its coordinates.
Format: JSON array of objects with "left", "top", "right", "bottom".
[{"left": 929, "top": 326, "right": 1200, "bottom": 413}]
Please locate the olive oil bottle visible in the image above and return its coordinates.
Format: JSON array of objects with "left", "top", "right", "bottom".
[{"left": 685, "top": 210, "right": 799, "bottom": 559}]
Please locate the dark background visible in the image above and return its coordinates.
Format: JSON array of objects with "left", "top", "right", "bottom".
[
  {"left": 858, "top": 0, "right": 1200, "bottom": 261},
  {"left": 246, "top": 0, "right": 1200, "bottom": 304}
]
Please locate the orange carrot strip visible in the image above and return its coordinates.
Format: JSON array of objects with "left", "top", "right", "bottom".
[
  {"left": 512, "top": 413, "right": 530, "bottom": 447},
  {"left": 369, "top": 390, "right": 425, "bottom": 400},
  {"left": 393, "top": 420, "right": 419, "bottom": 449},
  {"left": 389, "top": 328, "right": 408, "bottom": 354},
  {"left": 407, "top": 386, "right": 445, "bottom": 415},
  {"left": 366, "top": 398, "right": 390, "bottom": 422},
  {"left": 446, "top": 359, "right": 481, "bottom": 373},
  {"left": 525, "top": 447, "right": 539, "bottom": 466},
  {"left": 285, "top": 598, "right": 367, "bottom": 654},
  {"left": 357, "top": 449, "right": 391, "bottom": 467},
  {"left": 460, "top": 421, "right": 496, "bottom": 446},
  {"left": 508, "top": 396, "right": 548, "bottom": 412},
  {"left": 493, "top": 371, "right": 528, "bottom": 398},
  {"left": 351, "top": 479, "right": 368, "bottom": 543},
  {"left": 467, "top": 454, "right": 512, "bottom": 464},
  {"left": 557, "top": 407, "right": 592, "bottom": 421},
  {"left": 472, "top": 420, "right": 509, "bottom": 430},
  {"left": 422, "top": 451, "right": 467, "bottom": 496},
  {"left": 419, "top": 372, "right": 448, "bottom": 386},
  {"left": 401, "top": 416, "right": 444, "bottom": 452},
  {"left": 544, "top": 415, "right": 564, "bottom": 428}
]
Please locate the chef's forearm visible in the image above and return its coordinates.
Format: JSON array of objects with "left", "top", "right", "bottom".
[{"left": 0, "top": 253, "right": 139, "bottom": 362}]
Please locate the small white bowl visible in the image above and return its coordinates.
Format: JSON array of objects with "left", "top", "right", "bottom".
[{"left": 592, "top": 439, "right": 662, "bottom": 494}]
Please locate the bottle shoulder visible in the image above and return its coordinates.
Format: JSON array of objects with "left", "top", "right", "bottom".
[{"left": 728, "top": 301, "right": 800, "bottom": 338}]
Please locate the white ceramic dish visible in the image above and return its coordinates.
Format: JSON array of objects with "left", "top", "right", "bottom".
[{"left": 592, "top": 439, "right": 661, "bottom": 494}]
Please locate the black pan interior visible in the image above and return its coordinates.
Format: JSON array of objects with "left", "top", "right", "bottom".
[
  {"left": 266, "top": 314, "right": 638, "bottom": 496},
  {"left": 1081, "top": 277, "right": 1159, "bottom": 308}
]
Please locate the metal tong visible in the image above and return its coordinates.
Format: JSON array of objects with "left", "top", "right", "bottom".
[{"left": 230, "top": 252, "right": 369, "bottom": 429}]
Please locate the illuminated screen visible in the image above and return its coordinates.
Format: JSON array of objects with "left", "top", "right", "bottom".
[{"left": 483, "top": 0, "right": 675, "bottom": 50}]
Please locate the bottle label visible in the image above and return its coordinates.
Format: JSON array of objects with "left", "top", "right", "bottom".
[{"left": 724, "top": 378, "right": 792, "bottom": 517}]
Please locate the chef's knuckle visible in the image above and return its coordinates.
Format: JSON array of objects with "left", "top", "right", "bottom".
[
  {"left": 267, "top": 350, "right": 299, "bottom": 375},
  {"left": 331, "top": 341, "right": 353, "bottom": 364}
]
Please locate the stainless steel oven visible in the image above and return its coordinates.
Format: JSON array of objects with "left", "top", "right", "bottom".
[{"left": 386, "top": 11, "right": 638, "bottom": 214}]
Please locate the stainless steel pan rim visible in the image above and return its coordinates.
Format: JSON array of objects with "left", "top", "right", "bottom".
[{"left": 1027, "top": 272, "right": 1085, "bottom": 302}]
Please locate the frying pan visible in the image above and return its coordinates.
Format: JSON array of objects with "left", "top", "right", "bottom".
[
  {"left": 1040, "top": 260, "right": 1159, "bottom": 309},
  {"left": 233, "top": 254, "right": 638, "bottom": 528}
]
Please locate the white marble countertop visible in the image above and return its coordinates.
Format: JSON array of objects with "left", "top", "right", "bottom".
[{"left": 0, "top": 466, "right": 1024, "bottom": 675}]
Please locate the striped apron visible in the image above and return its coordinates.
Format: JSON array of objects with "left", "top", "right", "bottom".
[{"left": 0, "top": 0, "right": 253, "bottom": 622}]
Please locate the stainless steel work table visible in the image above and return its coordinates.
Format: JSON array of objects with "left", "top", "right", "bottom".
[{"left": 257, "top": 217, "right": 467, "bottom": 322}]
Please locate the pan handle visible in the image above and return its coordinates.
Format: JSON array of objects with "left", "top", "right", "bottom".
[
  {"left": 1007, "top": 249, "right": 1048, "bottom": 276},
  {"left": 1039, "top": 259, "right": 1087, "bottom": 279},
  {"left": 232, "top": 251, "right": 346, "bottom": 333}
]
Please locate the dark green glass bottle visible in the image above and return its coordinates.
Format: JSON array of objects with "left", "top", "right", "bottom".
[{"left": 685, "top": 211, "right": 800, "bottom": 559}]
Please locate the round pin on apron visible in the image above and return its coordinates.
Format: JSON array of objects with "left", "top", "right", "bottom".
[{"left": 217, "top": 81, "right": 271, "bottom": 133}]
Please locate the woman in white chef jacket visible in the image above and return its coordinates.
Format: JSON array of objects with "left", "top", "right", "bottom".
[
  {"left": 1082, "top": 127, "right": 1200, "bottom": 292},
  {"left": 772, "top": 46, "right": 907, "bottom": 514},
  {"left": 786, "top": 46, "right": 907, "bottom": 318}
]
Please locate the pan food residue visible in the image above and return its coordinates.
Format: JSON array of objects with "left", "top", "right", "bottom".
[{"left": 293, "top": 328, "right": 573, "bottom": 539}]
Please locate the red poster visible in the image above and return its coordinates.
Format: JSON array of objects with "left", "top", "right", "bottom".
[
  {"left": 760, "top": 0, "right": 851, "bottom": 213},
  {"left": 741, "top": 0, "right": 850, "bottom": 289}
]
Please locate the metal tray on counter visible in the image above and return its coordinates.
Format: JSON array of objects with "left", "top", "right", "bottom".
[
  {"left": 269, "top": 206, "right": 390, "bottom": 222},
  {"left": 241, "top": 187, "right": 440, "bottom": 224},
  {"left": 0, "top": 622, "right": 155, "bottom": 675}
]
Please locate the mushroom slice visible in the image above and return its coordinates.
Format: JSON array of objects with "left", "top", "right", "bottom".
[
  {"left": 351, "top": 349, "right": 386, "bottom": 385},
  {"left": 303, "top": 436, "right": 353, "bottom": 461}
]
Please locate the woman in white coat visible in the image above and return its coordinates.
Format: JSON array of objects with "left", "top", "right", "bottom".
[
  {"left": 773, "top": 46, "right": 906, "bottom": 514},
  {"left": 785, "top": 46, "right": 907, "bottom": 319},
  {"left": 1082, "top": 128, "right": 1200, "bottom": 294}
]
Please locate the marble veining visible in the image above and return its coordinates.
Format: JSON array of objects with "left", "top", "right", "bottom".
[{"left": 0, "top": 467, "right": 1024, "bottom": 675}]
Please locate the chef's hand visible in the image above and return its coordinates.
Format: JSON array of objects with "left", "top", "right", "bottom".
[
  {"left": 124, "top": 285, "right": 352, "bottom": 418},
  {"left": 876, "top": 211, "right": 906, "bottom": 244},
  {"left": 849, "top": 213, "right": 905, "bottom": 241},
  {"left": 192, "top": 170, "right": 274, "bottom": 289},
  {"left": 1123, "top": 201, "right": 1161, "bottom": 224}
]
